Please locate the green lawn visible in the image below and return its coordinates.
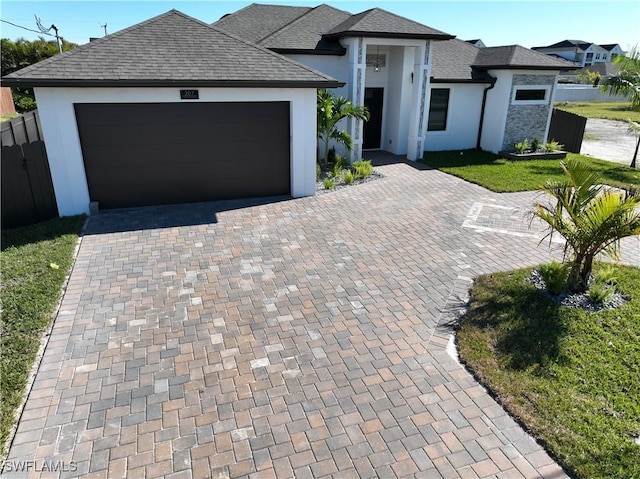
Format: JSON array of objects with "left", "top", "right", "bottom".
[
  {"left": 420, "top": 150, "right": 640, "bottom": 192},
  {"left": 0, "top": 215, "right": 85, "bottom": 450},
  {"left": 554, "top": 101, "right": 640, "bottom": 123},
  {"left": 457, "top": 263, "right": 640, "bottom": 479}
]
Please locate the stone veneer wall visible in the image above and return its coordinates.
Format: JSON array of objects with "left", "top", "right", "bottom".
[{"left": 502, "top": 74, "right": 556, "bottom": 151}]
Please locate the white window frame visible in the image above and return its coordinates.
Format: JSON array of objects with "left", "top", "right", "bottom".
[{"left": 511, "top": 85, "right": 551, "bottom": 105}]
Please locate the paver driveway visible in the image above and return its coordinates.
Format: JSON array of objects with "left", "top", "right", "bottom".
[{"left": 4, "top": 155, "right": 639, "bottom": 478}]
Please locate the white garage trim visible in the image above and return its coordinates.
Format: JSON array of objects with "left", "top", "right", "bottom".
[{"left": 34, "top": 86, "right": 318, "bottom": 216}]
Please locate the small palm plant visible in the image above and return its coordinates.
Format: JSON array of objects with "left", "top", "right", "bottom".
[
  {"left": 534, "top": 159, "right": 640, "bottom": 291},
  {"left": 317, "top": 89, "right": 370, "bottom": 169}
]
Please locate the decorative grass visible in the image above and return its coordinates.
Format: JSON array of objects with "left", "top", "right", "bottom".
[
  {"left": 420, "top": 150, "right": 640, "bottom": 192},
  {"left": 456, "top": 263, "right": 640, "bottom": 479},
  {"left": 554, "top": 101, "right": 640, "bottom": 123},
  {"left": 0, "top": 215, "right": 85, "bottom": 450}
]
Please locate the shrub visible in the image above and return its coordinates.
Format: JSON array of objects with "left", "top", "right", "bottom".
[
  {"left": 531, "top": 138, "right": 541, "bottom": 152},
  {"left": 543, "top": 140, "right": 564, "bottom": 152},
  {"left": 353, "top": 159, "right": 374, "bottom": 179},
  {"left": 514, "top": 139, "right": 530, "bottom": 153},
  {"left": 597, "top": 264, "right": 618, "bottom": 285},
  {"left": 539, "top": 260, "right": 568, "bottom": 294},
  {"left": 342, "top": 169, "right": 354, "bottom": 185},
  {"left": 316, "top": 163, "right": 321, "bottom": 181},
  {"left": 332, "top": 155, "right": 347, "bottom": 178},
  {"left": 587, "top": 279, "right": 616, "bottom": 304},
  {"left": 323, "top": 177, "right": 335, "bottom": 190}
]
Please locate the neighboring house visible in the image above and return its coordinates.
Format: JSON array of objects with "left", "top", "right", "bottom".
[
  {"left": 215, "top": 4, "right": 575, "bottom": 158},
  {"left": 532, "top": 40, "right": 624, "bottom": 66},
  {"left": 1, "top": 5, "right": 575, "bottom": 216},
  {"left": 600, "top": 44, "right": 624, "bottom": 62},
  {"left": 466, "top": 39, "right": 486, "bottom": 48}
]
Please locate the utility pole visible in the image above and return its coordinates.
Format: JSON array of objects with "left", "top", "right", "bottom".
[{"left": 35, "top": 15, "right": 62, "bottom": 53}]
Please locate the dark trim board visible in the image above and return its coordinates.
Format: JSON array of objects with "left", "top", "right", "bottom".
[{"left": 75, "top": 101, "right": 291, "bottom": 209}]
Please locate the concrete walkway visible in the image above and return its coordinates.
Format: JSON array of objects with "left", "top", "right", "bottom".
[{"left": 3, "top": 154, "right": 638, "bottom": 478}]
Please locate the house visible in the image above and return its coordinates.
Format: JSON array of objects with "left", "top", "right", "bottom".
[
  {"left": 1, "top": 5, "right": 575, "bottom": 216},
  {"left": 466, "top": 39, "right": 486, "bottom": 48},
  {"left": 532, "top": 40, "right": 624, "bottom": 67},
  {"left": 214, "top": 4, "right": 575, "bottom": 158}
]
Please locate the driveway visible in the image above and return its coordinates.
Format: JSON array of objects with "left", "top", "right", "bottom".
[
  {"left": 580, "top": 118, "right": 638, "bottom": 165},
  {"left": 4, "top": 156, "right": 639, "bottom": 478}
]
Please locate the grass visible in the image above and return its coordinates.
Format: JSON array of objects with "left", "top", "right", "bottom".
[
  {"left": 420, "top": 149, "right": 640, "bottom": 192},
  {"left": 554, "top": 101, "right": 640, "bottom": 123},
  {"left": 0, "top": 215, "right": 85, "bottom": 450},
  {"left": 456, "top": 263, "right": 640, "bottom": 479}
]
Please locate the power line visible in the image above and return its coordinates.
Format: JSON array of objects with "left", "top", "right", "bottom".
[{"left": 0, "top": 19, "right": 54, "bottom": 37}]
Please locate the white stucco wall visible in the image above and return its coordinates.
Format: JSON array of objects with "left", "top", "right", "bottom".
[
  {"left": 287, "top": 54, "right": 350, "bottom": 98},
  {"left": 480, "top": 70, "right": 513, "bottom": 153},
  {"left": 424, "top": 83, "right": 485, "bottom": 151},
  {"left": 33, "top": 86, "right": 318, "bottom": 216}
]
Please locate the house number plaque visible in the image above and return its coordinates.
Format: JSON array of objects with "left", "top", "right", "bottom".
[{"left": 180, "top": 89, "right": 199, "bottom": 100}]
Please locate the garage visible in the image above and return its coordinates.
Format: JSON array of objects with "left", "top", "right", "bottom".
[
  {"left": 75, "top": 102, "right": 290, "bottom": 209},
  {"left": 1, "top": 10, "right": 342, "bottom": 216}
]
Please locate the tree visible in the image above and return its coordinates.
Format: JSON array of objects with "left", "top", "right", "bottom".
[
  {"left": 534, "top": 159, "right": 640, "bottom": 291},
  {"left": 1, "top": 37, "right": 78, "bottom": 112},
  {"left": 317, "top": 89, "right": 369, "bottom": 169},
  {"left": 598, "top": 46, "right": 640, "bottom": 167}
]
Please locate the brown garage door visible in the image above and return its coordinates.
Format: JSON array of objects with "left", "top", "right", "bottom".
[{"left": 75, "top": 102, "right": 290, "bottom": 209}]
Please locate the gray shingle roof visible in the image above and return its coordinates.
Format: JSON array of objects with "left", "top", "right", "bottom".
[
  {"left": 532, "top": 39, "right": 591, "bottom": 52},
  {"left": 214, "top": 4, "right": 454, "bottom": 52},
  {"left": 324, "top": 8, "right": 453, "bottom": 40},
  {"left": 2, "top": 9, "right": 343, "bottom": 88},
  {"left": 213, "top": 4, "right": 312, "bottom": 44},
  {"left": 473, "top": 45, "right": 578, "bottom": 70},
  {"left": 259, "top": 4, "right": 351, "bottom": 53},
  {"left": 430, "top": 39, "right": 492, "bottom": 82}
]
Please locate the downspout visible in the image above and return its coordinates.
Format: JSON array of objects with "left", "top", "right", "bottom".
[{"left": 476, "top": 76, "right": 497, "bottom": 150}]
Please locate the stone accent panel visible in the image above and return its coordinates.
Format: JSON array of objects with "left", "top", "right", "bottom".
[{"left": 502, "top": 74, "right": 556, "bottom": 151}]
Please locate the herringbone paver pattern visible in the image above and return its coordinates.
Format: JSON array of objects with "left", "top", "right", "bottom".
[{"left": 4, "top": 154, "right": 638, "bottom": 478}]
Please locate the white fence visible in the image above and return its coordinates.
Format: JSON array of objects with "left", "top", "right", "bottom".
[{"left": 554, "top": 84, "right": 626, "bottom": 103}]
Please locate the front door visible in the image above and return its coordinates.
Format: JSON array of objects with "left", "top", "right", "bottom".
[{"left": 363, "top": 88, "right": 383, "bottom": 149}]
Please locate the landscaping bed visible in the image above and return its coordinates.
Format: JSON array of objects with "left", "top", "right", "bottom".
[{"left": 456, "top": 263, "right": 640, "bottom": 479}]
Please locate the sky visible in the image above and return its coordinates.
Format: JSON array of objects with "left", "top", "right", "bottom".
[{"left": 0, "top": 0, "right": 638, "bottom": 51}]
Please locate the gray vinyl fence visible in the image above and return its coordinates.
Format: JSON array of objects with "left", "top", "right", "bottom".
[{"left": 1, "top": 111, "right": 58, "bottom": 229}]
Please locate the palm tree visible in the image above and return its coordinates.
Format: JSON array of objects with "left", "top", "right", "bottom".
[
  {"left": 534, "top": 158, "right": 640, "bottom": 291},
  {"left": 317, "top": 89, "right": 369, "bottom": 169},
  {"left": 598, "top": 46, "right": 640, "bottom": 167}
]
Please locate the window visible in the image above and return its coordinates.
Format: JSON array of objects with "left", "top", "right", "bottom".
[
  {"left": 511, "top": 85, "right": 551, "bottom": 105},
  {"left": 515, "top": 89, "right": 546, "bottom": 101},
  {"left": 427, "top": 89, "right": 450, "bottom": 131}
]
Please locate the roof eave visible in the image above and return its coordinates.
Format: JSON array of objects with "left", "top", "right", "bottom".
[
  {"left": 473, "top": 65, "right": 580, "bottom": 71},
  {"left": 430, "top": 78, "right": 494, "bottom": 84},
  {"left": 269, "top": 47, "right": 347, "bottom": 56},
  {"left": 1, "top": 78, "right": 345, "bottom": 88},
  {"left": 323, "top": 31, "right": 455, "bottom": 41}
]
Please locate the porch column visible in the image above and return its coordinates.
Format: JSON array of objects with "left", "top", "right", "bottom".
[
  {"left": 345, "top": 37, "right": 366, "bottom": 162},
  {"left": 407, "top": 41, "right": 432, "bottom": 161}
]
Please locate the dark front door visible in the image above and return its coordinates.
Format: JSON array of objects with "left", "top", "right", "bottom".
[
  {"left": 363, "top": 88, "right": 383, "bottom": 149},
  {"left": 75, "top": 102, "right": 291, "bottom": 209}
]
